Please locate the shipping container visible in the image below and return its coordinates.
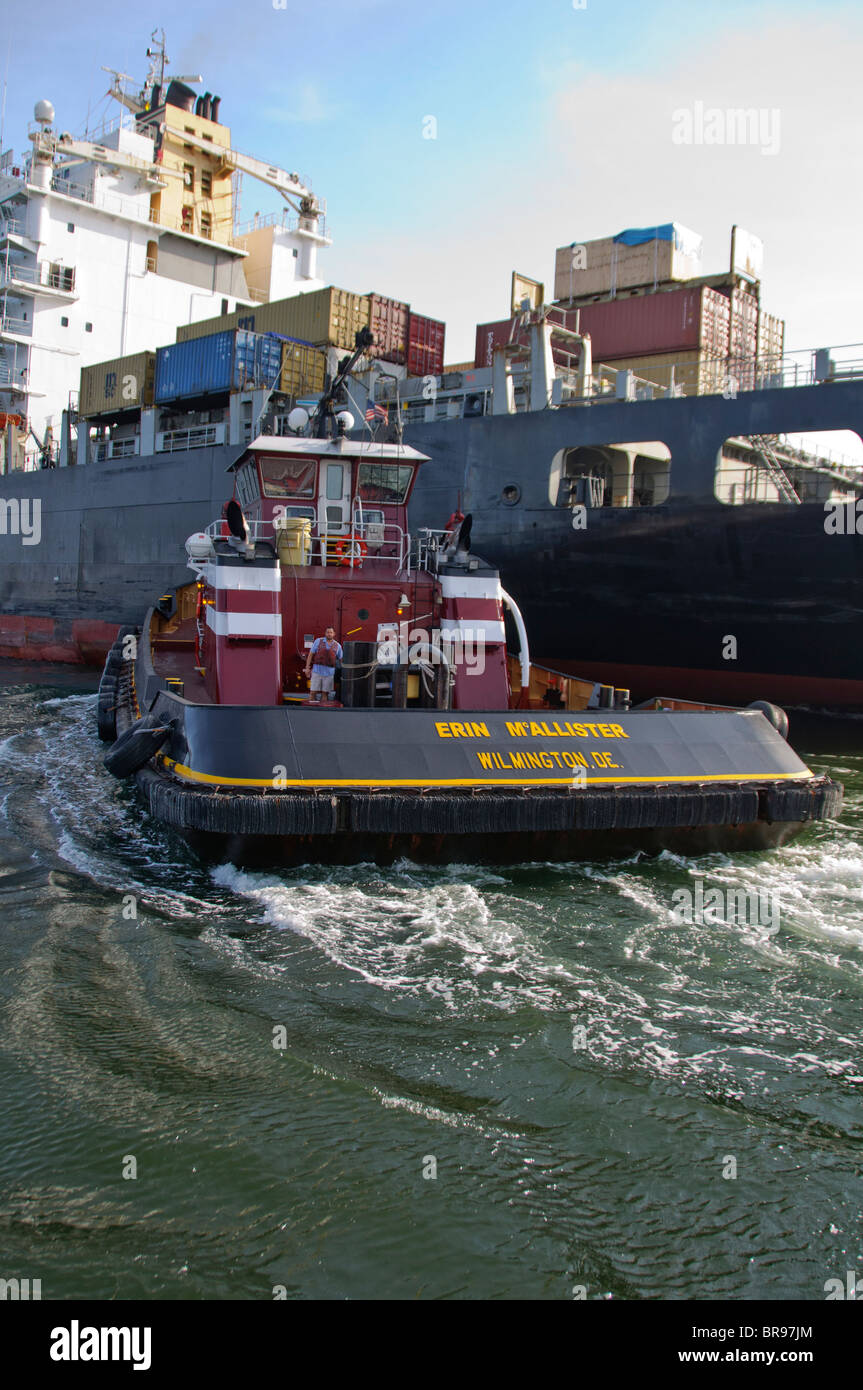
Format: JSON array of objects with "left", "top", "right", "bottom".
[
  {"left": 729, "top": 286, "right": 758, "bottom": 361},
  {"left": 601, "top": 349, "right": 730, "bottom": 397},
  {"left": 368, "top": 293, "right": 409, "bottom": 364},
  {"left": 554, "top": 223, "right": 703, "bottom": 301},
  {"left": 406, "top": 312, "right": 446, "bottom": 377},
  {"left": 757, "top": 309, "right": 784, "bottom": 365},
  {"left": 233, "top": 330, "right": 284, "bottom": 392},
  {"left": 156, "top": 329, "right": 289, "bottom": 404},
  {"left": 79, "top": 350, "right": 156, "bottom": 418},
  {"left": 177, "top": 307, "right": 241, "bottom": 343},
  {"left": 178, "top": 287, "right": 371, "bottom": 354},
  {"left": 578, "top": 287, "right": 729, "bottom": 359},
  {"left": 156, "top": 332, "right": 235, "bottom": 402},
  {"left": 474, "top": 287, "right": 729, "bottom": 369},
  {"left": 280, "top": 338, "right": 327, "bottom": 398}
]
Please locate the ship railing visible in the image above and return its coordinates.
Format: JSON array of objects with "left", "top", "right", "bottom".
[
  {"left": 81, "top": 112, "right": 134, "bottom": 143},
  {"left": 234, "top": 201, "right": 328, "bottom": 242},
  {"left": 577, "top": 344, "right": 863, "bottom": 406},
  {"left": 203, "top": 516, "right": 414, "bottom": 569},
  {"left": 0, "top": 261, "right": 76, "bottom": 292},
  {"left": 50, "top": 173, "right": 158, "bottom": 227},
  {"left": 0, "top": 216, "right": 24, "bottom": 238},
  {"left": 0, "top": 314, "right": 30, "bottom": 337},
  {"left": 768, "top": 434, "right": 863, "bottom": 480},
  {"left": 158, "top": 424, "right": 226, "bottom": 453},
  {"left": 414, "top": 528, "right": 456, "bottom": 570},
  {"left": 95, "top": 437, "right": 138, "bottom": 461}
]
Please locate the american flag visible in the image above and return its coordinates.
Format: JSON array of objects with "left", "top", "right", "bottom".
[{"left": 365, "top": 400, "right": 388, "bottom": 423}]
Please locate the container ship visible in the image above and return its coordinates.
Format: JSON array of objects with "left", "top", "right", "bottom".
[{"left": 1, "top": 37, "right": 862, "bottom": 709}]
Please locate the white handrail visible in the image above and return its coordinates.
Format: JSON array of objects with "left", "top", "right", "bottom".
[{"left": 500, "top": 588, "right": 530, "bottom": 692}]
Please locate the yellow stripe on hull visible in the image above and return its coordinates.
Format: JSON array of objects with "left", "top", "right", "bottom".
[{"left": 157, "top": 754, "right": 812, "bottom": 791}]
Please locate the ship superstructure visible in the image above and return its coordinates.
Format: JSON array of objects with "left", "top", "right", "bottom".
[{"left": 0, "top": 31, "right": 330, "bottom": 469}]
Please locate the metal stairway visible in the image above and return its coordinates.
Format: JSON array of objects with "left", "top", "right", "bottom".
[{"left": 749, "top": 433, "right": 802, "bottom": 504}]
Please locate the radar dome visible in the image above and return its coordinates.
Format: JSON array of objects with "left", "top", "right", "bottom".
[
  {"left": 287, "top": 407, "right": 309, "bottom": 433},
  {"left": 34, "top": 99, "right": 55, "bottom": 126}
]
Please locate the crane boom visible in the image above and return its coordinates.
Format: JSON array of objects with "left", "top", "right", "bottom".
[
  {"left": 29, "top": 129, "right": 181, "bottom": 184},
  {"left": 164, "top": 125, "right": 316, "bottom": 209}
]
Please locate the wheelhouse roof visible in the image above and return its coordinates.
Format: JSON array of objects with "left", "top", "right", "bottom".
[{"left": 228, "top": 435, "right": 431, "bottom": 472}]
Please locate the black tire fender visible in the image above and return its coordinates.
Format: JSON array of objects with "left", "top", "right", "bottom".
[
  {"left": 96, "top": 674, "right": 119, "bottom": 743},
  {"left": 104, "top": 713, "right": 174, "bottom": 779},
  {"left": 747, "top": 700, "right": 789, "bottom": 741}
]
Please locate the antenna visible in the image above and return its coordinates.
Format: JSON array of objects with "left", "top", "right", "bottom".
[
  {"left": 146, "top": 28, "right": 168, "bottom": 92},
  {"left": 0, "top": 33, "right": 10, "bottom": 159}
]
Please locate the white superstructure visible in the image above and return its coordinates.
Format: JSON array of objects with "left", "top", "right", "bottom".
[{"left": 0, "top": 33, "right": 330, "bottom": 467}]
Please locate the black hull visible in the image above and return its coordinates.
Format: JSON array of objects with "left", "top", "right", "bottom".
[
  {"left": 168, "top": 818, "right": 817, "bottom": 868},
  {"left": 93, "top": 627, "right": 843, "bottom": 869}
]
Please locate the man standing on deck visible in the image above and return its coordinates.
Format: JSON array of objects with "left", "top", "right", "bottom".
[{"left": 305, "top": 627, "right": 343, "bottom": 702}]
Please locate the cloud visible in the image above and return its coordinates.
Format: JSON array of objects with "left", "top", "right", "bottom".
[
  {"left": 263, "top": 82, "right": 344, "bottom": 125},
  {"left": 326, "top": 13, "right": 863, "bottom": 364}
]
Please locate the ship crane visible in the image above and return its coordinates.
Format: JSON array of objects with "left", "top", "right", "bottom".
[
  {"left": 163, "top": 125, "right": 324, "bottom": 226},
  {"left": 100, "top": 33, "right": 326, "bottom": 237},
  {"left": 28, "top": 127, "right": 182, "bottom": 188}
]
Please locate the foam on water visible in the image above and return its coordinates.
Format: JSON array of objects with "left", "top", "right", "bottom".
[
  {"left": 3, "top": 682, "right": 863, "bottom": 1297},
  {"left": 5, "top": 688, "right": 863, "bottom": 1108}
]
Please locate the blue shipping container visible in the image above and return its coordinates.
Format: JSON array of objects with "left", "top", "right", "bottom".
[
  {"left": 155, "top": 331, "right": 235, "bottom": 403},
  {"left": 232, "top": 330, "right": 283, "bottom": 391},
  {"left": 156, "top": 328, "right": 312, "bottom": 404}
]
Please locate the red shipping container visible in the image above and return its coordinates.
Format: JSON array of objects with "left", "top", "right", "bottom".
[
  {"left": 407, "top": 312, "right": 446, "bottom": 377},
  {"left": 475, "top": 289, "right": 729, "bottom": 368},
  {"left": 576, "top": 287, "right": 729, "bottom": 358},
  {"left": 368, "top": 293, "right": 409, "bottom": 365}
]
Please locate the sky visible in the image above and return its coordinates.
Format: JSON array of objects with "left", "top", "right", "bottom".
[{"left": 3, "top": 0, "right": 862, "bottom": 391}]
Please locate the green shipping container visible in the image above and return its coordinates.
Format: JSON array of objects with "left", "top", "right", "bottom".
[
  {"left": 280, "top": 340, "right": 327, "bottom": 398},
  {"left": 177, "top": 288, "right": 371, "bottom": 353},
  {"left": 79, "top": 351, "right": 156, "bottom": 418}
]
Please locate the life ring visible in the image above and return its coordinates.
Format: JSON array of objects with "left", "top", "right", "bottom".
[{"left": 335, "top": 535, "right": 367, "bottom": 567}]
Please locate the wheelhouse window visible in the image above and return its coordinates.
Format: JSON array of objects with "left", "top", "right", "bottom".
[
  {"left": 357, "top": 463, "right": 414, "bottom": 504},
  {"left": 235, "top": 463, "right": 261, "bottom": 508},
  {"left": 326, "top": 462, "right": 345, "bottom": 500},
  {"left": 260, "top": 455, "right": 317, "bottom": 499}
]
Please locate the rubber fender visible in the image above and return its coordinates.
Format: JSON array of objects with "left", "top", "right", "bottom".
[
  {"left": 747, "top": 700, "right": 789, "bottom": 741},
  {"left": 104, "top": 713, "right": 174, "bottom": 779},
  {"left": 96, "top": 640, "right": 124, "bottom": 744},
  {"left": 96, "top": 674, "right": 119, "bottom": 743}
]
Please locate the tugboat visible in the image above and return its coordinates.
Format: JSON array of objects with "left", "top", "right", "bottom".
[{"left": 97, "top": 342, "right": 842, "bottom": 866}]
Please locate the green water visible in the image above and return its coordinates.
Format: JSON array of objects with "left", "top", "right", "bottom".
[{"left": 1, "top": 667, "right": 861, "bottom": 1300}]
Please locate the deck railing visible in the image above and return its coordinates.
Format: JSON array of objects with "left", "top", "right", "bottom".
[
  {"left": 200, "top": 515, "right": 451, "bottom": 574},
  {"left": 582, "top": 343, "right": 863, "bottom": 406}
]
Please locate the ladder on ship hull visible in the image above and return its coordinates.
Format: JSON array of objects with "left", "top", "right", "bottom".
[{"left": 749, "top": 433, "right": 802, "bottom": 504}]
